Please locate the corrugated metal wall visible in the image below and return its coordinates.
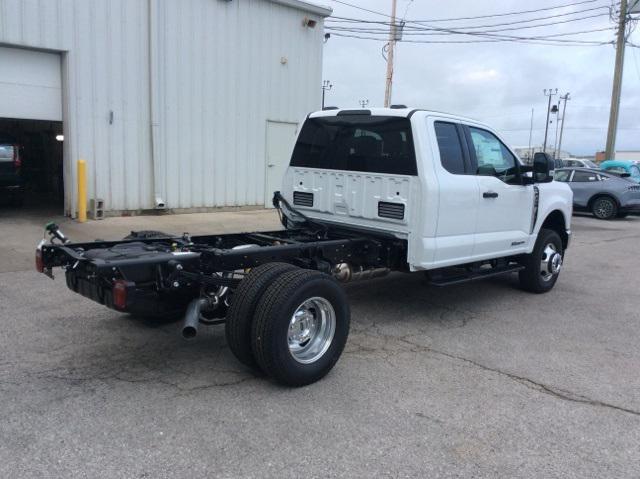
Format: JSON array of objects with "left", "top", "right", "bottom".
[
  {"left": 0, "top": 0, "right": 326, "bottom": 214},
  {"left": 0, "top": 0, "right": 153, "bottom": 214}
]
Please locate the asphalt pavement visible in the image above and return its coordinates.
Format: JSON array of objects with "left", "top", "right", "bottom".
[{"left": 1, "top": 210, "right": 639, "bottom": 478}]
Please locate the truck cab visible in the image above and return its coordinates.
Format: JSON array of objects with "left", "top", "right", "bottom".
[{"left": 281, "top": 107, "right": 572, "bottom": 272}]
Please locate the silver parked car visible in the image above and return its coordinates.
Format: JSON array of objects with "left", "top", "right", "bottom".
[{"left": 555, "top": 167, "right": 640, "bottom": 219}]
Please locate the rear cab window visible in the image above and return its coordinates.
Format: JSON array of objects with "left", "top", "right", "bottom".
[{"left": 290, "top": 115, "right": 417, "bottom": 175}]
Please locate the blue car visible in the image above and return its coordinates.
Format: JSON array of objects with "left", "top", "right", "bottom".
[{"left": 600, "top": 160, "right": 640, "bottom": 184}]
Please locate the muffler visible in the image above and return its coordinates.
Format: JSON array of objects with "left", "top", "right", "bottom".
[{"left": 181, "top": 298, "right": 207, "bottom": 339}]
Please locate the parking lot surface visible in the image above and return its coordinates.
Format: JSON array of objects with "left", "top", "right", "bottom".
[{"left": 1, "top": 211, "right": 639, "bottom": 478}]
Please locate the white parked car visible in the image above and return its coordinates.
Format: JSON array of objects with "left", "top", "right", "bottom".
[{"left": 563, "top": 158, "right": 598, "bottom": 169}]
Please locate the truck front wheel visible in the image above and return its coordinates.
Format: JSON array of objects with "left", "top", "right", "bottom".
[
  {"left": 519, "top": 228, "right": 564, "bottom": 294},
  {"left": 251, "top": 269, "right": 350, "bottom": 387}
]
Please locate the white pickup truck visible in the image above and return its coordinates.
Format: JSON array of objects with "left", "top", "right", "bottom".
[{"left": 38, "top": 107, "right": 572, "bottom": 387}]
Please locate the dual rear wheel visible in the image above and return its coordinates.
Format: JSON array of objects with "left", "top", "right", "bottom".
[{"left": 225, "top": 263, "right": 350, "bottom": 387}]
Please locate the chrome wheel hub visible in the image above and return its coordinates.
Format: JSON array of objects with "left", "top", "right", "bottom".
[
  {"left": 540, "top": 243, "right": 562, "bottom": 281},
  {"left": 288, "top": 297, "right": 336, "bottom": 364}
]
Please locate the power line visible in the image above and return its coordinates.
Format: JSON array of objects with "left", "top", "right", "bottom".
[
  {"left": 328, "top": 0, "right": 606, "bottom": 22},
  {"left": 327, "top": 31, "right": 613, "bottom": 46},
  {"left": 325, "top": 25, "right": 614, "bottom": 39},
  {"left": 327, "top": 14, "right": 612, "bottom": 36},
  {"left": 327, "top": 5, "right": 611, "bottom": 30}
]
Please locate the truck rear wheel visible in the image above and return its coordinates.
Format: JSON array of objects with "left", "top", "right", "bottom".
[
  {"left": 519, "top": 228, "right": 563, "bottom": 294},
  {"left": 251, "top": 269, "right": 350, "bottom": 387},
  {"left": 225, "top": 262, "right": 298, "bottom": 370}
]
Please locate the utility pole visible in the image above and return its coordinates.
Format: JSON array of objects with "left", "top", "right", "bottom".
[
  {"left": 543, "top": 88, "right": 557, "bottom": 153},
  {"left": 321, "top": 80, "right": 332, "bottom": 109},
  {"left": 605, "top": 0, "right": 628, "bottom": 161},
  {"left": 359, "top": 99, "right": 370, "bottom": 108},
  {"left": 528, "top": 108, "right": 534, "bottom": 161},
  {"left": 553, "top": 99, "right": 561, "bottom": 158},
  {"left": 557, "top": 93, "right": 570, "bottom": 160},
  {"left": 384, "top": 0, "right": 398, "bottom": 107}
]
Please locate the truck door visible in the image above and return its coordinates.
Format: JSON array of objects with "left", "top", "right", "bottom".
[
  {"left": 465, "top": 126, "right": 534, "bottom": 259},
  {"left": 430, "top": 120, "right": 479, "bottom": 266}
]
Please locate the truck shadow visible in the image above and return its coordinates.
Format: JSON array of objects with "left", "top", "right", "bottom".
[{"left": 35, "top": 272, "right": 527, "bottom": 391}]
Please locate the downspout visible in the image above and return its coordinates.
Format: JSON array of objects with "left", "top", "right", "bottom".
[{"left": 148, "top": 0, "right": 166, "bottom": 209}]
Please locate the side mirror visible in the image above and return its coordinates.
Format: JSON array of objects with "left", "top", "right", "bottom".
[{"left": 533, "top": 152, "right": 554, "bottom": 183}]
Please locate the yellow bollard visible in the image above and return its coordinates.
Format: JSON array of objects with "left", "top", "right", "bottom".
[{"left": 77, "top": 159, "right": 87, "bottom": 223}]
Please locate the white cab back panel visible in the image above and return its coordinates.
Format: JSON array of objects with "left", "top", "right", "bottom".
[{"left": 282, "top": 167, "right": 414, "bottom": 235}]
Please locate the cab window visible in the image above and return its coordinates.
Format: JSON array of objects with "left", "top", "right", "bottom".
[
  {"left": 468, "top": 127, "right": 519, "bottom": 184},
  {"left": 554, "top": 170, "right": 571, "bottom": 182},
  {"left": 434, "top": 122, "right": 466, "bottom": 175}
]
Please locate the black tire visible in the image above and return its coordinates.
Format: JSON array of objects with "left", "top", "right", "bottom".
[
  {"left": 519, "top": 228, "right": 564, "bottom": 294},
  {"left": 225, "top": 262, "right": 298, "bottom": 370},
  {"left": 251, "top": 269, "right": 350, "bottom": 387},
  {"left": 591, "top": 196, "right": 618, "bottom": 220}
]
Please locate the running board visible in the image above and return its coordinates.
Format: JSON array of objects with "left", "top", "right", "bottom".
[{"left": 427, "top": 264, "right": 524, "bottom": 287}]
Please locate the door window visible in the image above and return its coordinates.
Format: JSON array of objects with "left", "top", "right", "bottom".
[
  {"left": 554, "top": 170, "right": 571, "bottom": 182},
  {"left": 468, "top": 127, "right": 519, "bottom": 184},
  {"left": 434, "top": 122, "right": 466, "bottom": 175},
  {"left": 571, "top": 171, "right": 599, "bottom": 182}
]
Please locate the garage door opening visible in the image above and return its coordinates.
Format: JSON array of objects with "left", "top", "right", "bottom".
[
  {"left": 0, "top": 118, "right": 64, "bottom": 212},
  {"left": 0, "top": 46, "right": 63, "bottom": 215}
]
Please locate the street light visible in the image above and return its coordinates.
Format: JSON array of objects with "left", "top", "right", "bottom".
[{"left": 321, "top": 80, "right": 332, "bottom": 109}]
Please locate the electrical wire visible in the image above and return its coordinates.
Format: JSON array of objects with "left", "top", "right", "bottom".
[
  {"left": 328, "top": 0, "right": 607, "bottom": 22},
  {"left": 326, "top": 25, "right": 614, "bottom": 41},
  {"left": 327, "top": 20, "right": 613, "bottom": 38},
  {"left": 326, "top": 5, "right": 611, "bottom": 30},
  {"left": 328, "top": 31, "right": 612, "bottom": 46}
]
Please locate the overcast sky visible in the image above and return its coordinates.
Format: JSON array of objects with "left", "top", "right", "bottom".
[{"left": 320, "top": 0, "right": 640, "bottom": 156}]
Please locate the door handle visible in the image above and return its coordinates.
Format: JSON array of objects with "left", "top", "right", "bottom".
[{"left": 483, "top": 191, "right": 499, "bottom": 199}]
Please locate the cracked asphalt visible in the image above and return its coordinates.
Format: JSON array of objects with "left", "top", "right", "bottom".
[{"left": 1, "top": 211, "right": 640, "bottom": 478}]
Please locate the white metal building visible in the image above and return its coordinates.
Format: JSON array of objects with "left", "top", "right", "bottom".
[{"left": 0, "top": 0, "right": 330, "bottom": 216}]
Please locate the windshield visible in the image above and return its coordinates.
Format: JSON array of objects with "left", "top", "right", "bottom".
[
  {"left": 0, "top": 145, "right": 14, "bottom": 162},
  {"left": 630, "top": 165, "right": 640, "bottom": 177},
  {"left": 290, "top": 115, "right": 417, "bottom": 175},
  {"left": 584, "top": 160, "right": 598, "bottom": 168}
]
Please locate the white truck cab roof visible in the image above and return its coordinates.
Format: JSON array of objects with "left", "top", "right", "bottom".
[{"left": 310, "top": 106, "right": 481, "bottom": 124}]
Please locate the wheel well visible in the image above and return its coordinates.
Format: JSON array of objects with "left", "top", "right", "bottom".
[
  {"left": 540, "top": 210, "right": 568, "bottom": 250},
  {"left": 587, "top": 194, "right": 619, "bottom": 210}
]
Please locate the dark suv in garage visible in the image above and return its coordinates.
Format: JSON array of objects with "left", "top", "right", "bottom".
[{"left": 0, "top": 135, "right": 24, "bottom": 206}]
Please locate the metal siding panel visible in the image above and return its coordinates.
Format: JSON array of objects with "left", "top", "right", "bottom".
[{"left": 0, "top": 0, "right": 322, "bottom": 212}]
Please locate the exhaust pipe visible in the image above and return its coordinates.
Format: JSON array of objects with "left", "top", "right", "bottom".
[
  {"left": 332, "top": 263, "right": 390, "bottom": 282},
  {"left": 181, "top": 298, "right": 206, "bottom": 339}
]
